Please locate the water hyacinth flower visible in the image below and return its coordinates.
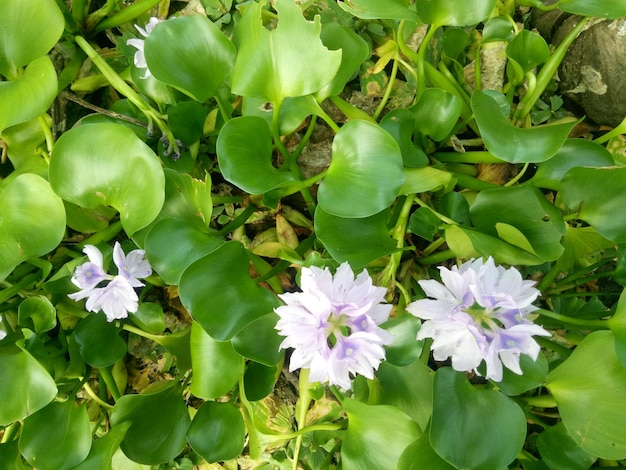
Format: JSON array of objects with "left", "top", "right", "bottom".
[
  {"left": 275, "top": 262, "right": 394, "bottom": 389},
  {"left": 407, "top": 257, "right": 550, "bottom": 382},
  {"left": 126, "top": 17, "right": 163, "bottom": 78},
  {"left": 69, "top": 242, "right": 152, "bottom": 322}
]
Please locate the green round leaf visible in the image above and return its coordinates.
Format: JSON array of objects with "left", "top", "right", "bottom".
[
  {"left": 231, "top": 313, "right": 284, "bottom": 366},
  {"left": 243, "top": 362, "right": 279, "bottom": 401},
  {"left": 0, "top": 345, "right": 57, "bottom": 426},
  {"left": 144, "top": 15, "right": 236, "bottom": 102},
  {"left": 217, "top": 116, "right": 295, "bottom": 195},
  {"left": 0, "top": 0, "right": 64, "bottom": 77},
  {"left": 74, "top": 314, "right": 127, "bottom": 368},
  {"left": 482, "top": 17, "right": 515, "bottom": 43},
  {"left": 431, "top": 368, "right": 526, "bottom": 469},
  {"left": 231, "top": 0, "right": 341, "bottom": 103},
  {"left": 72, "top": 422, "right": 132, "bottom": 470},
  {"left": 187, "top": 401, "right": 245, "bottom": 463},
  {"left": 561, "top": 167, "right": 626, "bottom": 243},
  {"left": 472, "top": 90, "right": 577, "bottom": 163},
  {"left": 537, "top": 422, "right": 597, "bottom": 470},
  {"left": 110, "top": 381, "right": 191, "bottom": 465},
  {"left": 0, "top": 56, "right": 58, "bottom": 131},
  {"left": 416, "top": 0, "right": 496, "bottom": 26},
  {"left": 130, "top": 302, "right": 165, "bottom": 335},
  {"left": 506, "top": 30, "right": 550, "bottom": 74},
  {"left": 145, "top": 218, "right": 223, "bottom": 285},
  {"left": 412, "top": 88, "right": 462, "bottom": 142},
  {"left": 398, "top": 430, "right": 456, "bottom": 470},
  {"left": 315, "top": 207, "right": 397, "bottom": 269},
  {"left": 20, "top": 401, "right": 91, "bottom": 470},
  {"left": 382, "top": 315, "right": 424, "bottom": 367},
  {"left": 380, "top": 109, "right": 429, "bottom": 167},
  {"left": 557, "top": 0, "right": 626, "bottom": 19},
  {"left": 495, "top": 353, "right": 548, "bottom": 396},
  {"left": 17, "top": 295, "right": 56, "bottom": 333},
  {"left": 167, "top": 101, "right": 209, "bottom": 145},
  {"left": 190, "top": 322, "right": 244, "bottom": 399},
  {"left": 341, "top": 398, "right": 420, "bottom": 470},
  {"left": 49, "top": 123, "right": 165, "bottom": 237},
  {"left": 546, "top": 330, "right": 626, "bottom": 459},
  {"left": 179, "top": 241, "right": 281, "bottom": 341},
  {"left": 0, "top": 173, "right": 66, "bottom": 281},
  {"left": 336, "top": 0, "right": 416, "bottom": 20},
  {"left": 318, "top": 120, "right": 404, "bottom": 218}
]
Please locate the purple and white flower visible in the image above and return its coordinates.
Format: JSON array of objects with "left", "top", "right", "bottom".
[
  {"left": 275, "top": 262, "right": 394, "bottom": 389},
  {"left": 406, "top": 257, "right": 550, "bottom": 382},
  {"left": 69, "top": 242, "right": 151, "bottom": 322},
  {"left": 126, "top": 17, "right": 163, "bottom": 78}
]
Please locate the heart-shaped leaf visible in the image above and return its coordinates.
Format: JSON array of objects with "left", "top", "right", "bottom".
[
  {"left": 431, "top": 368, "right": 526, "bottom": 469},
  {"left": 49, "top": 123, "right": 165, "bottom": 237},
  {"left": 0, "top": 0, "right": 64, "bottom": 77},
  {"left": 380, "top": 109, "right": 429, "bottom": 167},
  {"left": 412, "top": 88, "right": 462, "bottom": 142},
  {"left": 231, "top": 313, "right": 284, "bottom": 366},
  {"left": 231, "top": 0, "right": 341, "bottom": 104},
  {"left": 17, "top": 296, "right": 56, "bottom": 333},
  {"left": 561, "top": 167, "right": 626, "bottom": 243},
  {"left": 472, "top": 90, "right": 577, "bottom": 163},
  {"left": 506, "top": 30, "right": 550, "bottom": 74},
  {"left": 318, "top": 120, "right": 404, "bottom": 218},
  {"left": 557, "top": 0, "right": 626, "bottom": 19},
  {"left": 536, "top": 422, "right": 597, "bottom": 470},
  {"left": 0, "top": 173, "right": 65, "bottom": 281},
  {"left": 179, "top": 241, "right": 281, "bottom": 341},
  {"left": 546, "top": 331, "right": 626, "bottom": 459},
  {"left": 74, "top": 314, "right": 127, "bottom": 368},
  {"left": 144, "top": 15, "right": 236, "bottom": 102},
  {"left": 71, "top": 422, "right": 132, "bottom": 470},
  {"left": 0, "top": 56, "right": 58, "bottom": 131},
  {"left": 187, "top": 401, "right": 246, "bottom": 462}
]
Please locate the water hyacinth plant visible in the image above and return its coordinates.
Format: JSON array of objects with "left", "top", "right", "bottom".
[{"left": 2, "top": 0, "right": 626, "bottom": 468}]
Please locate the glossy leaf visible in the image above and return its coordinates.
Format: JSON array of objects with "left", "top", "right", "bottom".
[
  {"left": 380, "top": 109, "right": 429, "bottom": 167},
  {"left": 110, "top": 381, "right": 191, "bottom": 465},
  {"left": 130, "top": 302, "right": 165, "bottom": 335},
  {"left": 20, "top": 401, "right": 91, "bottom": 470},
  {"left": 431, "top": 368, "right": 526, "bottom": 469},
  {"left": 190, "top": 322, "right": 244, "bottom": 399},
  {"left": 315, "top": 207, "right": 397, "bottom": 269},
  {"left": 470, "top": 185, "right": 565, "bottom": 261},
  {"left": 145, "top": 218, "right": 223, "bottom": 285},
  {"left": 318, "top": 120, "right": 404, "bottom": 218},
  {"left": 217, "top": 116, "right": 295, "bottom": 194},
  {"left": 17, "top": 295, "right": 56, "bottom": 333},
  {"left": 144, "top": 15, "right": 236, "bottom": 102},
  {"left": 472, "top": 90, "right": 577, "bottom": 163},
  {"left": 231, "top": 0, "right": 341, "bottom": 103},
  {"left": 0, "top": 345, "right": 57, "bottom": 426},
  {"left": 72, "top": 422, "right": 132, "bottom": 470},
  {"left": 412, "top": 88, "right": 462, "bottom": 142},
  {"left": 341, "top": 398, "right": 420, "bottom": 470},
  {"left": 0, "top": 117, "right": 48, "bottom": 171},
  {"left": 495, "top": 353, "right": 548, "bottom": 396},
  {"left": 187, "top": 401, "right": 246, "bottom": 463},
  {"left": 561, "top": 167, "right": 626, "bottom": 243},
  {"left": 0, "top": 56, "right": 58, "bottom": 131},
  {"left": 244, "top": 362, "right": 279, "bottom": 401},
  {"left": 231, "top": 313, "right": 284, "bottom": 366},
  {"left": 180, "top": 241, "right": 281, "bottom": 340},
  {"left": 0, "top": 173, "right": 66, "bottom": 281},
  {"left": 167, "top": 101, "right": 209, "bottom": 145},
  {"left": 416, "top": 0, "right": 496, "bottom": 26},
  {"left": 482, "top": 17, "right": 515, "bottom": 43},
  {"left": 74, "top": 313, "right": 126, "bottom": 368},
  {"left": 49, "top": 123, "right": 165, "bottom": 237},
  {"left": 537, "top": 422, "right": 597, "bottom": 470},
  {"left": 0, "top": 0, "right": 64, "bottom": 77},
  {"left": 557, "top": 0, "right": 626, "bottom": 19},
  {"left": 529, "top": 138, "right": 614, "bottom": 190},
  {"left": 506, "top": 30, "right": 550, "bottom": 74},
  {"left": 546, "top": 331, "right": 626, "bottom": 459},
  {"left": 399, "top": 166, "right": 453, "bottom": 195},
  {"left": 381, "top": 315, "right": 424, "bottom": 367},
  {"left": 336, "top": 0, "right": 416, "bottom": 20},
  {"left": 161, "top": 169, "right": 213, "bottom": 231},
  {"left": 397, "top": 430, "right": 456, "bottom": 470},
  {"left": 608, "top": 289, "right": 626, "bottom": 369}
]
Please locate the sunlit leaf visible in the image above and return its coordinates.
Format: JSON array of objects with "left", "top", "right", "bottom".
[
  {"left": 412, "top": 88, "right": 462, "bottom": 141},
  {"left": 472, "top": 90, "right": 577, "bottom": 163},
  {"left": 0, "top": 173, "right": 66, "bottom": 281},
  {"left": 482, "top": 17, "right": 515, "bottom": 43},
  {"left": 336, "top": 0, "right": 416, "bottom": 20},
  {"left": 416, "top": 0, "right": 496, "bottom": 26},
  {"left": 179, "top": 241, "right": 281, "bottom": 341},
  {"left": 231, "top": 0, "right": 341, "bottom": 103},
  {"left": 72, "top": 422, "right": 132, "bottom": 470},
  {"left": 49, "top": 123, "right": 165, "bottom": 237},
  {"left": 217, "top": 116, "right": 296, "bottom": 194},
  {"left": 231, "top": 313, "right": 284, "bottom": 366},
  {"left": 561, "top": 167, "right": 626, "bottom": 243},
  {"left": 144, "top": 15, "right": 236, "bottom": 102},
  {"left": 190, "top": 322, "right": 244, "bottom": 399},
  {"left": 399, "top": 166, "right": 453, "bottom": 195},
  {"left": 381, "top": 316, "right": 424, "bottom": 367},
  {"left": 20, "top": 401, "right": 91, "bottom": 470},
  {"left": 537, "top": 422, "right": 597, "bottom": 470},
  {"left": 17, "top": 296, "right": 56, "bottom": 333},
  {"left": 557, "top": 0, "right": 626, "bottom": 19},
  {"left": 546, "top": 331, "right": 626, "bottom": 459},
  {"left": 187, "top": 401, "right": 246, "bottom": 462},
  {"left": 380, "top": 109, "right": 429, "bottom": 167},
  {"left": 0, "top": 56, "right": 58, "bottom": 131},
  {"left": 0, "top": 345, "right": 57, "bottom": 426},
  {"left": 431, "top": 368, "right": 526, "bottom": 469},
  {"left": 318, "top": 120, "right": 404, "bottom": 218},
  {"left": 0, "top": 0, "right": 64, "bottom": 77},
  {"left": 315, "top": 207, "right": 397, "bottom": 269},
  {"left": 506, "top": 30, "right": 550, "bottom": 74},
  {"left": 111, "top": 381, "right": 191, "bottom": 465},
  {"left": 341, "top": 398, "right": 420, "bottom": 470}
]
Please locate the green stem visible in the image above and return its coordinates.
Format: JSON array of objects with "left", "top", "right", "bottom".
[
  {"left": 422, "top": 237, "right": 446, "bottom": 257},
  {"left": 414, "top": 197, "right": 456, "bottom": 225},
  {"left": 0, "top": 273, "right": 41, "bottom": 304},
  {"left": 77, "top": 220, "right": 124, "bottom": 249},
  {"left": 380, "top": 195, "right": 416, "bottom": 290},
  {"left": 416, "top": 24, "right": 441, "bottom": 99},
  {"left": 523, "top": 395, "right": 558, "bottom": 408},
  {"left": 0, "top": 422, "right": 20, "bottom": 443},
  {"left": 503, "top": 162, "right": 529, "bottom": 187},
  {"left": 99, "top": 366, "right": 121, "bottom": 401},
  {"left": 434, "top": 151, "right": 504, "bottom": 164},
  {"left": 95, "top": 0, "right": 163, "bottom": 32},
  {"left": 292, "top": 115, "right": 319, "bottom": 162},
  {"left": 292, "top": 369, "right": 313, "bottom": 470},
  {"left": 594, "top": 114, "right": 626, "bottom": 144},
  {"left": 83, "top": 382, "right": 114, "bottom": 410},
  {"left": 418, "top": 249, "right": 455, "bottom": 265},
  {"left": 216, "top": 204, "right": 256, "bottom": 237},
  {"left": 514, "top": 16, "right": 589, "bottom": 121},
  {"left": 38, "top": 115, "right": 55, "bottom": 156},
  {"left": 373, "top": 55, "right": 399, "bottom": 121},
  {"left": 536, "top": 308, "right": 610, "bottom": 329}
]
